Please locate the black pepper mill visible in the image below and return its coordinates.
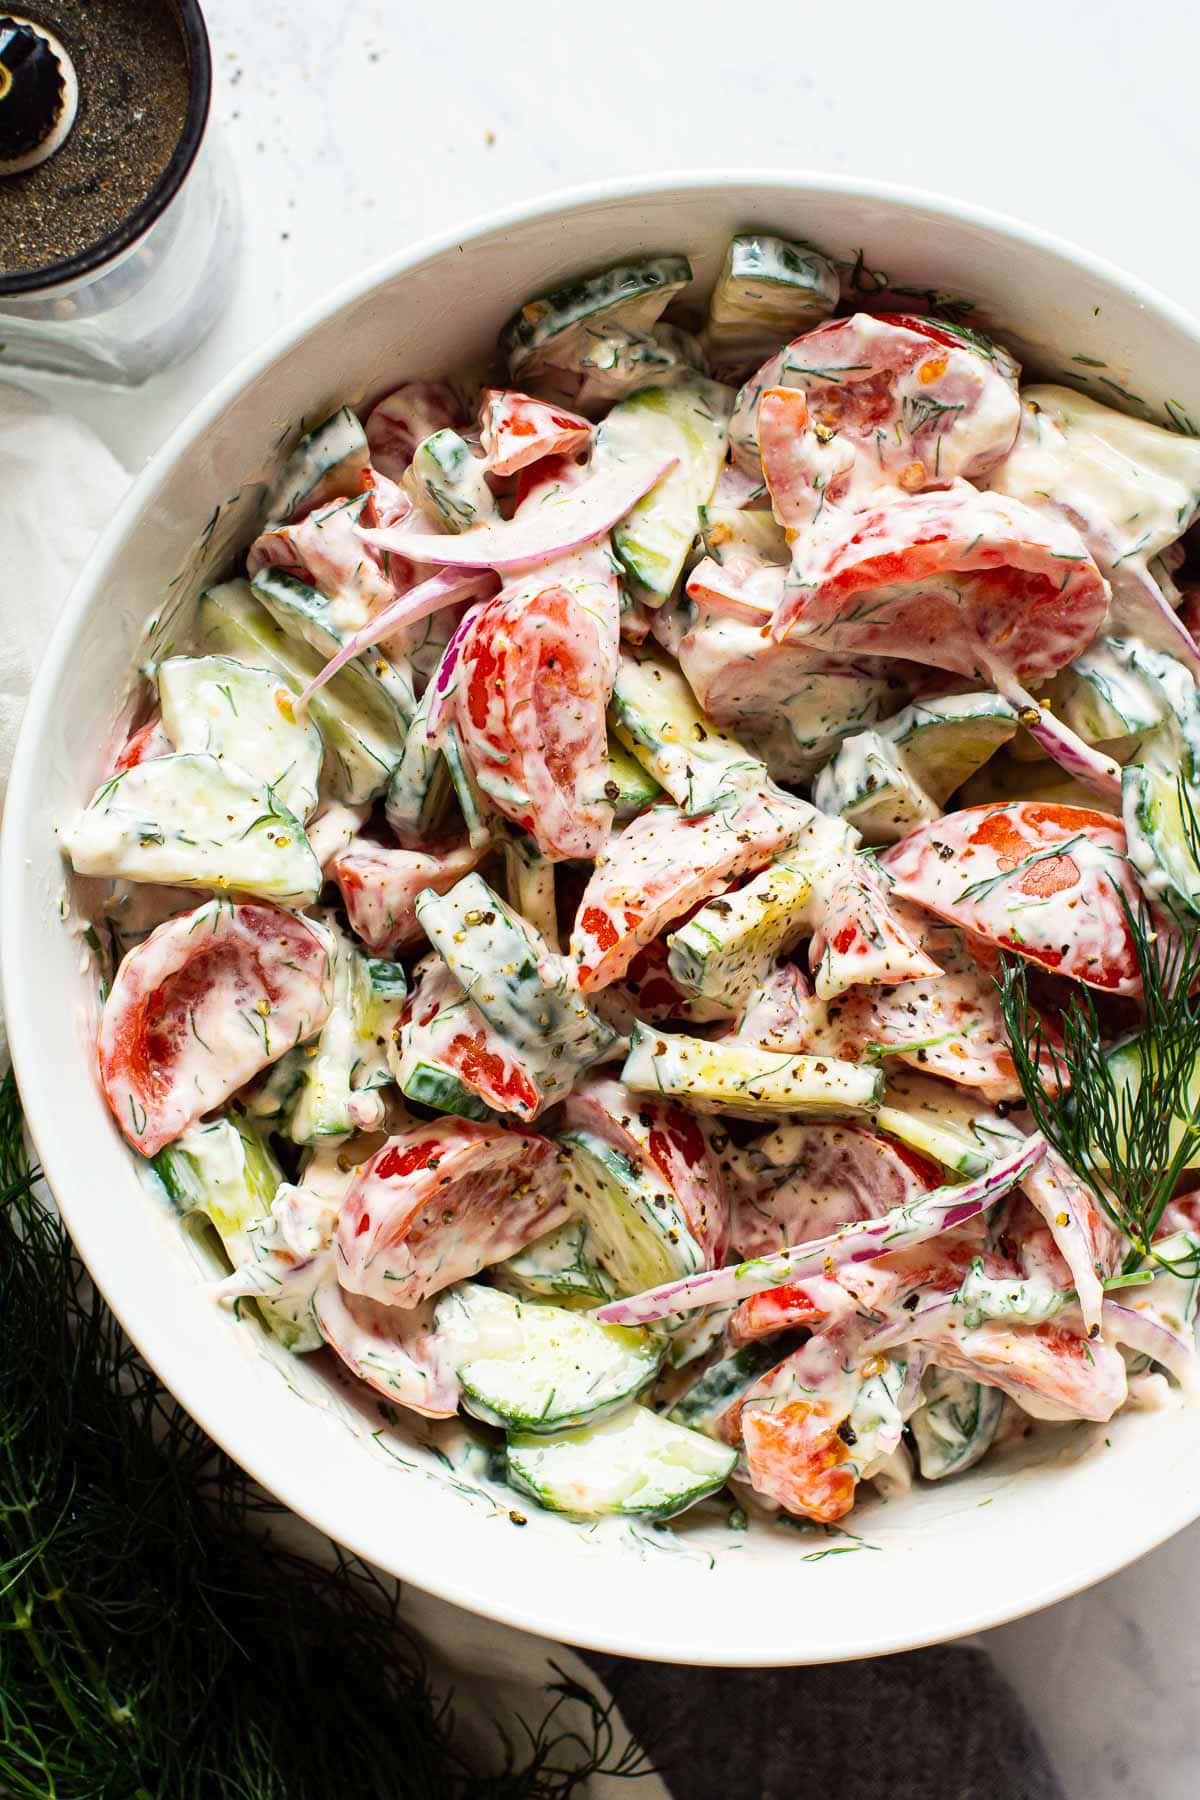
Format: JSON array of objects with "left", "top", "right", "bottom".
[{"left": 0, "top": 2, "right": 237, "bottom": 382}]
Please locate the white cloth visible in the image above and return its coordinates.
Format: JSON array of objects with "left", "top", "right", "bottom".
[{"left": 0, "top": 379, "right": 664, "bottom": 1798}]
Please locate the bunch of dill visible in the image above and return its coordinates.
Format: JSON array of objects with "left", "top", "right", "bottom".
[{"left": 0, "top": 1072, "right": 644, "bottom": 1798}]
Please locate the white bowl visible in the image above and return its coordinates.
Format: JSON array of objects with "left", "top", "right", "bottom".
[{"left": 6, "top": 173, "right": 1200, "bottom": 1667}]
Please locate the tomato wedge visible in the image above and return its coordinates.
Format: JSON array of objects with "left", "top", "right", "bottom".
[
  {"left": 738, "top": 1336, "right": 864, "bottom": 1523},
  {"left": 772, "top": 483, "right": 1109, "bottom": 686},
  {"left": 478, "top": 388, "right": 591, "bottom": 476},
  {"left": 249, "top": 494, "right": 394, "bottom": 629},
  {"left": 732, "top": 312, "right": 1020, "bottom": 501},
  {"left": 331, "top": 837, "right": 485, "bottom": 955},
  {"left": 810, "top": 857, "right": 943, "bottom": 999},
  {"left": 112, "top": 716, "right": 171, "bottom": 773},
  {"left": 364, "top": 381, "right": 465, "bottom": 481},
  {"left": 312, "top": 1282, "right": 461, "bottom": 1417},
  {"left": 928, "top": 1320, "right": 1127, "bottom": 1422},
  {"left": 449, "top": 553, "right": 619, "bottom": 861},
  {"left": 336, "top": 1118, "right": 567, "bottom": 1306},
  {"left": 732, "top": 1121, "right": 941, "bottom": 1258},
  {"left": 98, "top": 900, "right": 333, "bottom": 1156},
  {"left": 565, "top": 1076, "right": 733, "bottom": 1267},
  {"left": 399, "top": 955, "right": 541, "bottom": 1120},
  {"left": 883, "top": 802, "right": 1152, "bottom": 993},
  {"left": 569, "top": 788, "right": 812, "bottom": 990}
]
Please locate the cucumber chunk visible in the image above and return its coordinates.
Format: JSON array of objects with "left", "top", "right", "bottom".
[
  {"left": 385, "top": 681, "right": 455, "bottom": 845},
  {"left": 502, "top": 828, "right": 559, "bottom": 949},
  {"left": 195, "top": 582, "right": 406, "bottom": 804},
  {"left": 1096, "top": 1035, "right": 1200, "bottom": 1173},
  {"left": 506, "top": 1404, "right": 736, "bottom": 1520},
  {"left": 153, "top": 1114, "right": 317, "bottom": 1350},
  {"left": 493, "top": 1216, "right": 614, "bottom": 1303},
  {"left": 399, "top": 1060, "right": 494, "bottom": 1122},
  {"left": 288, "top": 924, "right": 404, "bottom": 1144},
  {"left": 1050, "top": 640, "right": 1165, "bottom": 745},
  {"left": 704, "top": 233, "right": 839, "bottom": 374},
  {"left": 157, "top": 653, "right": 323, "bottom": 822},
  {"left": 596, "top": 380, "right": 734, "bottom": 605},
  {"left": 501, "top": 254, "right": 693, "bottom": 380},
  {"left": 813, "top": 730, "right": 939, "bottom": 844},
  {"left": 669, "top": 1339, "right": 791, "bottom": 1436},
  {"left": 911, "top": 1369, "right": 1004, "bottom": 1479},
  {"left": 436, "top": 1283, "right": 662, "bottom": 1433},
  {"left": 408, "top": 430, "right": 499, "bottom": 531},
  {"left": 415, "top": 874, "right": 617, "bottom": 1107},
  {"left": 884, "top": 692, "right": 1019, "bottom": 806},
  {"left": 666, "top": 855, "right": 814, "bottom": 1009},
  {"left": 558, "top": 1129, "right": 706, "bottom": 1295},
  {"left": 605, "top": 737, "right": 664, "bottom": 819},
  {"left": 66, "top": 754, "right": 321, "bottom": 907},
  {"left": 264, "top": 406, "right": 370, "bottom": 526},
  {"left": 621, "top": 1023, "right": 882, "bottom": 1121},
  {"left": 609, "top": 648, "right": 764, "bottom": 814},
  {"left": 250, "top": 566, "right": 415, "bottom": 722}
]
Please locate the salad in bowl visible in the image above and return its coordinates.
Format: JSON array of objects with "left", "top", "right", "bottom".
[{"left": 59, "top": 228, "right": 1200, "bottom": 1538}]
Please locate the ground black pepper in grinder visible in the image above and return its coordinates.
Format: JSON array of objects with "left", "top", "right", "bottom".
[{"left": 0, "top": 0, "right": 237, "bottom": 383}]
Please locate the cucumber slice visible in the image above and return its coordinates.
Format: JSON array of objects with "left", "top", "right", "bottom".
[
  {"left": 153, "top": 1113, "right": 317, "bottom": 1350},
  {"left": 288, "top": 924, "right": 403, "bottom": 1144},
  {"left": 156, "top": 653, "right": 323, "bottom": 822},
  {"left": 621, "top": 1023, "right": 882, "bottom": 1121},
  {"left": 399, "top": 1060, "right": 494, "bottom": 1122},
  {"left": 408, "top": 430, "right": 500, "bottom": 532},
  {"left": 436, "top": 1283, "right": 662, "bottom": 1433},
  {"left": 813, "top": 730, "right": 940, "bottom": 844},
  {"left": 241, "top": 1043, "right": 311, "bottom": 1122},
  {"left": 558, "top": 1129, "right": 707, "bottom": 1295},
  {"left": 605, "top": 737, "right": 664, "bottom": 819},
  {"left": 609, "top": 648, "right": 764, "bottom": 814},
  {"left": 66, "top": 753, "right": 321, "bottom": 906},
  {"left": 699, "top": 504, "right": 789, "bottom": 566},
  {"left": 1123, "top": 760, "right": 1200, "bottom": 915},
  {"left": 385, "top": 681, "right": 454, "bottom": 846},
  {"left": 415, "top": 874, "right": 616, "bottom": 1105},
  {"left": 883, "top": 693, "right": 1019, "bottom": 806},
  {"left": 596, "top": 380, "right": 734, "bottom": 605},
  {"left": 1050, "top": 640, "right": 1165, "bottom": 745},
  {"left": 911, "top": 1368, "right": 1004, "bottom": 1479},
  {"left": 440, "top": 722, "right": 492, "bottom": 849},
  {"left": 250, "top": 566, "right": 415, "bottom": 722},
  {"left": 506, "top": 1404, "right": 736, "bottom": 1520},
  {"left": 502, "top": 828, "right": 559, "bottom": 949},
  {"left": 264, "top": 406, "right": 370, "bottom": 525},
  {"left": 666, "top": 855, "right": 814, "bottom": 1009},
  {"left": 669, "top": 1339, "right": 790, "bottom": 1436},
  {"left": 195, "top": 581, "right": 406, "bottom": 804},
  {"left": 553, "top": 326, "right": 696, "bottom": 413},
  {"left": 874, "top": 1070, "right": 1020, "bottom": 1179},
  {"left": 1097, "top": 1035, "right": 1200, "bottom": 1172},
  {"left": 704, "top": 233, "right": 839, "bottom": 374},
  {"left": 492, "top": 1216, "right": 614, "bottom": 1304},
  {"left": 500, "top": 254, "right": 693, "bottom": 380}
]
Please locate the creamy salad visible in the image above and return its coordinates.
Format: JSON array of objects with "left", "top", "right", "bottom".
[{"left": 61, "top": 235, "right": 1200, "bottom": 1529}]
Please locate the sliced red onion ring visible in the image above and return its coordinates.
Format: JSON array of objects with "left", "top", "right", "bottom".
[
  {"left": 359, "top": 457, "right": 677, "bottom": 570},
  {"left": 997, "top": 673, "right": 1123, "bottom": 805},
  {"left": 594, "top": 1136, "right": 1045, "bottom": 1327},
  {"left": 296, "top": 569, "right": 498, "bottom": 711},
  {"left": 1103, "top": 1300, "right": 1199, "bottom": 1392}
]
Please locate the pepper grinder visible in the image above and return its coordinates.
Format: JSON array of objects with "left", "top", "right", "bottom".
[{"left": 0, "top": 2, "right": 238, "bottom": 383}]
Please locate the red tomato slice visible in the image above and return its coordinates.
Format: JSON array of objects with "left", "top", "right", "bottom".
[
  {"left": 739, "top": 1345, "right": 861, "bottom": 1523},
  {"left": 929, "top": 1320, "right": 1127, "bottom": 1422},
  {"left": 772, "top": 484, "right": 1108, "bottom": 685},
  {"left": 478, "top": 388, "right": 591, "bottom": 477},
  {"left": 98, "top": 900, "right": 333, "bottom": 1156},
  {"left": 569, "top": 788, "right": 812, "bottom": 990},
  {"left": 728, "top": 1277, "right": 854, "bottom": 1345},
  {"left": 564, "top": 1076, "right": 733, "bottom": 1267},
  {"left": 450, "top": 570, "right": 618, "bottom": 861},
  {"left": 686, "top": 552, "right": 786, "bottom": 620},
  {"left": 112, "top": 716, "right": 172, "bottom": 773},
  {"left": 331, "top": 837, "right": 485, "bottom": 956},
  {"left": 312, "top": 1282, "right": 461, "bottom": 1417},
  {"left": 758, "top": 388, "right": 819, "bottom": 530},
  {"left": 336, "top": 1118, "right": 567, "bottom": 1306},
  {"left": 364, "top": 381, "right": 465, "bottom": 481},
  {"left": 400, "top": 955, "right": 541, "bottom": 1121},
  {"left": 732, "top": 1122, "right": 941, "bottom": 1259},
  {"left": 810, "top": 857, "right": 943, "bottom": 1000},
  {"left": 882, "top": 802, "right": 1151, "bottom": 993},
  {"left": 732, "top": 311, "right": 1020, "bottom": 502},
  {"left": 248, "top": 494, "right": 395, "bottom": 625}
]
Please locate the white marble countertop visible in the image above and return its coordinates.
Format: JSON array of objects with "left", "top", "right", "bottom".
[{"left": 17, "top": 1, "right": 1200, "bottom": 1791}]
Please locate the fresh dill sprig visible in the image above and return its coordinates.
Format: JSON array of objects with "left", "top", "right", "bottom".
[
  {"left": 997, "top": 890, "right": 1200, "bottom": 1275},
  {"left": 0, "top": 1071, "right": 649, "bottom": 1798}
]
